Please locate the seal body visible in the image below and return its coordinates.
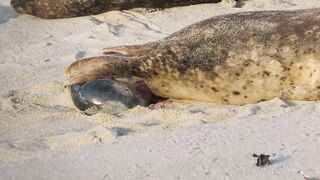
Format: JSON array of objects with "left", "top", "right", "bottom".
[
  {"left": 65, "top": 9, "right": 320, "bottom": 105},
  {"left": 11, "top": 0, "right": 222, "bottom": 19}
]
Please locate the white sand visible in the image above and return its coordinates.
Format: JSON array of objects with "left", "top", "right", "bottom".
[{"left": 0, "top": 0, "right": 320, "bottom": 179}]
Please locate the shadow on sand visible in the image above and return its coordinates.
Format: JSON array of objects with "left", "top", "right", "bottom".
[{"left": 0, "top": 5, "right": 18, "bottom": 24}]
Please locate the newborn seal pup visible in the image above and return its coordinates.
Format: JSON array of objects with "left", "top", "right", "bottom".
[
  {"left": 11, "top": 0, "right": 222, "bottom": 19},
  {"left": 65, "top": 8, "right": 320, "bottom": 105}
]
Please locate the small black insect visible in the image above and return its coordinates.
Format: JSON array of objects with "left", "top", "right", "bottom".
[{"left": 252, "top": 153, "right": 270, "bottom": 167}]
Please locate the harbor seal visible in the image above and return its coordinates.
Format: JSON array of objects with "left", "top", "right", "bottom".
[
  {"left": 65, "top": 8, "right": 320, "bottom": 106},
  {"left": 11, "top": 0, "right": 222, "bottom": 19}
]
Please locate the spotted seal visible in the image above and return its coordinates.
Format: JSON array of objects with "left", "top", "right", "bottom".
[
  {"left": 11, "top": 0, "right": 222, "bottom": 19},
  {"left": 65, "top": 8, "right": 320, "bottom": 105}
]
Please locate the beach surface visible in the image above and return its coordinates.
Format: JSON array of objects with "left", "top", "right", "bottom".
[{"left": 0, "top": 0, "right": 320, "bottom": 179}]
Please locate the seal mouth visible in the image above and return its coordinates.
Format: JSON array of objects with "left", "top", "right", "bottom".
[{"left": 70, "top": 79, "right": 166, "bottom": 115}]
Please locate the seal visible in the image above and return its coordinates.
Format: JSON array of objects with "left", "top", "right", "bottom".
[
  {"left": 65, "top": 8, "right": 320, "bottom": 105},
  {"left": 11, "top": 0, "right": 222, "bottom": 19}
]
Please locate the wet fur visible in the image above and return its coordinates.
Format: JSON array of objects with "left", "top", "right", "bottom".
[
  {"left": 11, "top": 0, "right": 222, "bottom": 19},
  {"left": 65, "top": 9, "right": 320, "bottom": 105}
]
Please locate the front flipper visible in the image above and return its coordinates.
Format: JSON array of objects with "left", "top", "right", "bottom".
[{"left": 64, "top": 55, "right": 143, "bottom": 87}]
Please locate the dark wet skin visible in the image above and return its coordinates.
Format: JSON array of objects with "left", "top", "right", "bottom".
[
  {"left": 11, "top": 0, "right": 222, "bottom": 19},
  {"left": 71, "top": 79, "right": 165, "bottom": 114}
]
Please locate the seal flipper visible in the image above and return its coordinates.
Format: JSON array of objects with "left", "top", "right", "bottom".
[
  {"left": 102, "top": 44, "right": 153, "bottom": 57},
  {"left": 64, "top": 55, "right": 144, "bottom": 87}
]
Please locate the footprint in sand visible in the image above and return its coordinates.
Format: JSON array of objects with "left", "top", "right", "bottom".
[{"left": 44, "top": 126, "right": 134, "bottom": 148}]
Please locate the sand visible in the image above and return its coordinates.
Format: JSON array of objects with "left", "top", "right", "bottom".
[{"left": 0, "top": 0, "right": 320, "bottom": 179}]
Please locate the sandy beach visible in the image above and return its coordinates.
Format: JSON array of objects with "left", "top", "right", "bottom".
[{"left": 0, "top": 0, "right": 320, "bottom": 179}]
